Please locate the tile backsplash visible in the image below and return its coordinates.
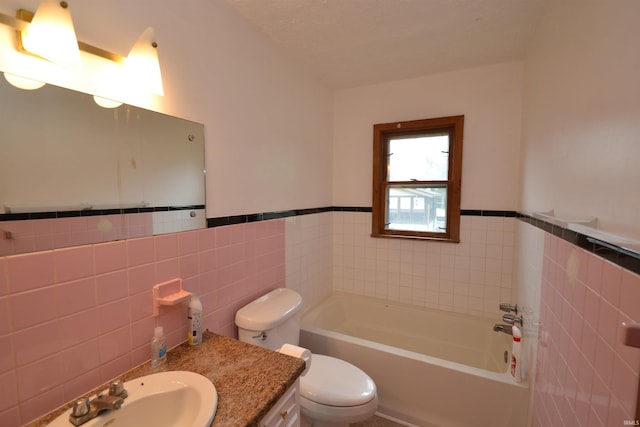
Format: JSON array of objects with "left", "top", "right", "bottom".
[
  {"left": 530, "top": 231, "right": 640, "bottom": 426},
  {"left": 333, "top": 211, "right": 516, "bottom": 318},
  {"left": 0, "top": 219, "right": 284, "bottom": 426}
]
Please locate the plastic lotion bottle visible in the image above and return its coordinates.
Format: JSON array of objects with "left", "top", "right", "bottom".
[
  {"left": 188, "top": 293, "right": 203, "bottom": 345},
  {"left": 511, "top": 325, "right": 523, "bottom": 382},
  {"left": 151, "top": 326, "right": 167, "bottom": 368}
]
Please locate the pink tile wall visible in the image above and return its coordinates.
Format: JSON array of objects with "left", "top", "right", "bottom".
[
  {"left": 531, "top": 234, "right": 640, "bottom": 426},
  {"left": 0, "top": 219, "right": 285, "bottom": 426},
  {"left": 0, "top": 213, "right": 154, "bottom": 257}
]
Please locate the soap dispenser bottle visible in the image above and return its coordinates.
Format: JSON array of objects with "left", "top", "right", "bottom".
[
  {"left": 188, "top": 293, "right": 203, "bottom": 345},
  {"left": 151, "top": 326, "right": 167, "bottom": 368}
]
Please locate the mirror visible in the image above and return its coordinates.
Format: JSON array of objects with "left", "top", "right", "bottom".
[{"left": 0, "top": 77, "right": 206, "bottom": 257}]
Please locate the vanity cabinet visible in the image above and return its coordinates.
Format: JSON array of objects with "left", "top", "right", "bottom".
[{"left": 259, "top": 379, "right": 300, "bottom": 427}]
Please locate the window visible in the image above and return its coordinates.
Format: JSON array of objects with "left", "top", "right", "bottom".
[{"left": 372, "top": 115, "right": 464, "bottom": 241}]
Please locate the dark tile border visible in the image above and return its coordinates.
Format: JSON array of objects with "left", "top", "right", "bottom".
[
  {"left": 0, "top": 205, "right": 205, "bottom": 222},
  {"left": 517, "top": 213, "right": 640, "bottom": 275}
]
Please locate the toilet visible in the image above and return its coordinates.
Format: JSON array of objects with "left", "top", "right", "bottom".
[{"left": 235, "top": 288, "right": 378, "bottom": 427}]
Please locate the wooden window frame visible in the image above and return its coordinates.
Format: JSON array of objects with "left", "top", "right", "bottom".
[{"left": 372, "top": 115, "right": 464, "bottom": 242}]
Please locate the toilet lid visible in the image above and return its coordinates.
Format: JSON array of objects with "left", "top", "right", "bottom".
[{"left": 300, "top": 354, "right": 376, "bottom": 407}]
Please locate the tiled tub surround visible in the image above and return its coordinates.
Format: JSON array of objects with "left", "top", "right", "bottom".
[
  {"left": 333, "top": 211, "right": 516, "bottom": 318},
  {"left": 0, "top": 219, "right": 284, "bottom": 426},
  {"left": 25, "top": 331, "right": 305, "bottom": 427},
  {"left": 530, "top": 229, "right": 640, "bottom": 426}
]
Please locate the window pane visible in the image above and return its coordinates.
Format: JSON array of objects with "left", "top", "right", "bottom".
[
  {"left": 386, "top": 186, "right": 447, "bottom": 232},
  {"left": 388, "top": 135, "right": 449, "bottom": 181}
]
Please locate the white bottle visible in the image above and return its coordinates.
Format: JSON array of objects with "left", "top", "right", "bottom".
[
  {"left": 510, "top": 325, "right": 523, "bottom": 383},
  {"left": 188, "top": 293, "right": 203, "bottom": 346},
  {"left": 151, "top": 326, "right": 167, "bottom": 368}
]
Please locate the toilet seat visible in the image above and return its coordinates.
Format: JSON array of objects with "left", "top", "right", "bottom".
[{"left": 300, "top": 354, "right": 376, "bottom": 406}]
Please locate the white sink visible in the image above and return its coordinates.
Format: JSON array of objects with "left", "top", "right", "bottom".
[{"left": 48, "top": 371, "right": 218, "bottom": 427}]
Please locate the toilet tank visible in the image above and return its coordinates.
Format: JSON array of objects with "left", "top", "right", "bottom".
[{"left": 235, "top": 288, "right": 302, "bottom": 351}]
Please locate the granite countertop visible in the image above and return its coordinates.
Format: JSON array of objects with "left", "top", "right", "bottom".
[{"left": 25, "top": 331, "right": 305, "bottom": 427}]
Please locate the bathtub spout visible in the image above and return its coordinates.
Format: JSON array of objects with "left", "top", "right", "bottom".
[{"left": 493, "top": 324, "right": 513, "bottom": 335}]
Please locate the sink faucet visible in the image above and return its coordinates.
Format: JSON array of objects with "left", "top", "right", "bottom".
[
  {"left": 69, "top": 380, "right": 128, "bottom": 426},
  {"left": 493, "top": 324, "right": 513, "bottom": 335}
]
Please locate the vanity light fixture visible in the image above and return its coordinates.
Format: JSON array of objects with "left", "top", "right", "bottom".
[
  {"left": 0, "top": 1, "right": 164, "bottom": 98},
  {"left": 20, "top": 0, "right": 81, "bottom": 67},
  {"left": 3, "top": 72, "right": 45, "bottom": 90}
]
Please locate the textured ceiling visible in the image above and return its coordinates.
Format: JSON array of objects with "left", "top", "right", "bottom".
[{"left": 223, "top": 0, "right": 546, "bottom": 89}]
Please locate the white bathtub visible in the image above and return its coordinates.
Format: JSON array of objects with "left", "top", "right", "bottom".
[{"left": 299, "top": 292, "right": 529, "bottom": 427}]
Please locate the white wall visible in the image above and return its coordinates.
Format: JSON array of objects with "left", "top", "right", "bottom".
[
  {"left": 520, "top": 0, "right": 640, "bottom": 240},
  {"left": 332, "top": 61, "right": 524, "bottom": 210},
  {"left": 0, "top": 0, "right": 334, "bottom": 218}
]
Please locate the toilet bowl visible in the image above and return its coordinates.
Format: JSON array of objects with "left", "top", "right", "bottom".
[
  {"left": 235, "top": 288, "right": 378, "bottom": 427},
  {"left": 299, "top": 354, "right": 378, "bottom": 427}
]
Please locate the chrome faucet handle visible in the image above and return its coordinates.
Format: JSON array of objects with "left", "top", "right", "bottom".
[
  {"left": 71, "top": 398, "right": 90, "bottom": 417},
  {"left": 109, "top": 379, "right": 127, "bottom": 398},
  {"left": 502, "top": 313, "right": 523, "bottom": 326},
  {"left": 499, "top": 303, "right": 518, "bottom": 314}
]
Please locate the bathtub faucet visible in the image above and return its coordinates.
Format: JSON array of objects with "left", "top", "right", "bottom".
[
  {"left": 502, "top": 313, "right": 523, "bottom": 327},
  {"left": 493, "top": 324, "right": 513, "bottom": 335}
]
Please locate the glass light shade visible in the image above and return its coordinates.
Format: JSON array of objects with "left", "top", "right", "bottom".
[
  {"left": 3, "top": 72, "right": 46, "bottom": 90},
  {"left": 21, "top": 0, "right": 81, "bottom": 67},
  {"left": 93, "top": 96, "right": 123, "bottom": 109},
  {"left": 125, "top": 27, "right": 164, "bottom": 96}
]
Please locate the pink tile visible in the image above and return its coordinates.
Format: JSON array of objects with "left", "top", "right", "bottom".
[
  {"left": 96, "top": 270, "right": 128, "bottom": 304},
  {"left": 13, "top": 321, "right": 59, "bottom": 367},
  {"left": 126, "top": 237, "right": 154, "bottom": 267},
  {"left": 19, "top": 384, "right": 66, "bottom": 426},
  {"left": 94, "top": 241, "right": 127, "bottom": 275},
  {"left": 180, "top": 254, "right": 199, "bottom": 278},
  {"left": 6, "top": 251, "right": 54, "bottom": 293},
  {"left": 0, "top": 297, "right": 10, "bottom": 335},
  {"left": 56, "top": 278, "right": 96, "bottom": 318},
  {"left": 0, "top": 335, "right": 12, "bottom": 375},
  {"left": 178, "top": 231, "right": 199, "bottom": 255},
  {"left": 10, "top": 286, "right": 58, "bottom": 331},
  {"left": 97, "top": 299, "right": 130, "bottom": 335},
  {"left": 215, "top": 227, "right": 231, "bottom": 248},
  {"left": 589, "top": 373, "right": 611, "bottom": 426},
  {"left": 0, "top": 258, "right": 6, "bottom": 296},
  {"left": 593, "top": 336, "right": 614, "bottom": 385},
  {"left": 63, "top": 369, "right": 101, "bottom": 403},
  {"left": 58, "top": 309, "right": 98, "bottom": 350},
  {"left": 59, "top": 340, "right": 100, "bottom": 381},
  {"left": 583, "top": 288, "right": 601, "bottom": 330},
  {"left": 198, "top": 249, "right": 216, "bottom": 273},
  {"left": 98, "top": 327, "right": 131, "bottom": 363},
  {"left": 127, "top": 264, "right": 155, "bottom": 295},
  {"left": 581, "top": 323, "right": 598, "bottom": 363},
  {"left": 0, "top": 406, "right": 20, "bottom": 427},
  {"left": 586, "top": 254, "right": 604, "bottom": 293},
  {"left": 16, "top": 355, "right": 61, "bottom": 401},
  {"left": 0, "top": 371, "right": 18, "bottom": 412},
  {"left": 53, "top": 246, "right": 94, "bottom": 283},
  {"left": 130, "top": 317, "right": 155, "bottom": 349},
  {"left": 129, "top": 291, "right": 153, "bottom": 322},
  {"left": 597, "top": 299, "right": 619, "bottom": 348},
  {"left": 611, "top": 355, "right": 638, "bottom": 416},
  {"left": 155, "top": 258, "right": 180, "bottom": 283},
  {"left": 619, "top": 269, "right": 640, "bottom": 320},
  {"left": 100, "top": 354, "right": 132, "bottom": 384},
  {"left": 155, "top": 234, "right": 178, "bottom": 261},
  {"left": 198, "top": 228, "right": 217, "bottom": 250},
  {"left": 600, "top": 261, "right": 622, "bottom": 306}
]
